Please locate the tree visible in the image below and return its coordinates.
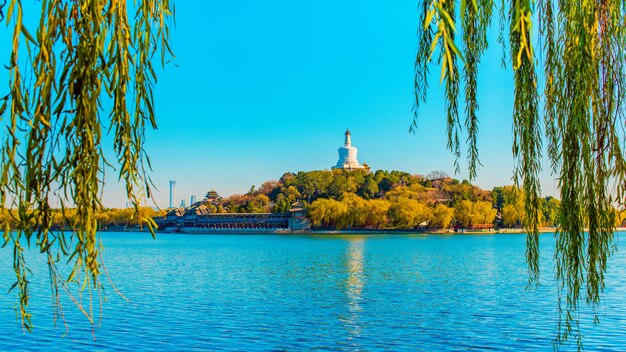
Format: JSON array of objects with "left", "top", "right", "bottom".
[
  {"left": 491, "top": 187, "right": 505, "bottom": 210},
  {"left": 471, "top": 201, "right": 497, "bottom": 225},
  {"left": 357, "top": 174, "right": 380, "bottom": 200},
  {"left": 384, "top": 185, "right": 420, "bottom": 202},
  {"left": 454, "top": 200, "right": 473, "bottom": 228},
  {"left": 541, "top": 196, "right": 561, "bottom": 227},
  {"left": 491, "top": 186, "right": 520, "bottom": 211},
  {"left": 501, "top": 204, "right": 524, "bottom": 228},
  {"left": 377, "top": 177, "right": 394, "bottom": 193},
  {"left": 247, "top": 194, "right": 271, "bottom": 213},
  {"left": 364, "top": 199, "right": 391, "bottom": 228},
  {"left": 431, "top": 203, "right": 454, "bottom": 229},
  {"left": 295, "top": 170, "right": 333, "bottom": 202},
  {"left": 326, "top": 172, "right": 351, "bottom": 199},
  {"left": 373, "top": 169, "right": 413, "bottom": 193},
  {"left": 414, "top": 1, "right": 626, "bottom": 346},
  {"left": 258, "top": 180, "right": 280, "bottom": 197},
  {"left": 272, "top": 193, "right": 291, "bottom": 213},
  {"left": 388, "top": 197, "right": 433, "bottom": 228},
  {"left": 426, "top": 170, "right": 449, "bottom": 180},
  {"left": 340, "top": 192, "right": 368, "bottom": 228},
  {"left": 280, "top": 185, "right": 301, "bottom": 204},
  {"left": 221, "top": 194, "right": 248, "bottom": 212},
  {"left": 442, "top": 179, "right": 491, "bottom": 204},
  {"left": 308, "top": 198, "right": 348, "bottom": 229},
  {"left": 0, "top": 0, "right": 174, "bottom": 330}
]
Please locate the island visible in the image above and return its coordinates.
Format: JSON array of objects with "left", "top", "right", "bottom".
[{"left": 151, "top": 130, "right": 624, "bottom": 234}]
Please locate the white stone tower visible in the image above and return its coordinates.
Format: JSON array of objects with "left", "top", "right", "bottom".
[{"left": 332, "top": 129, "right": 367, "bottom": 170}]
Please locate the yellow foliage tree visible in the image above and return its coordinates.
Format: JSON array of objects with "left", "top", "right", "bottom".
[
  {"left": 471, "top": 201, "right": 497, "bottom": 225},
  {"left": 308, "top": 198, "right": 348, "bottom": 229},
  {"left": 454, "top": 200, "right": 473, "bottom": 228},
  {"left": 364, "top": 199, "right": 391, "bottom": 228},
  {"left": 431, "top": 203, "right": 454, "bottom": 229},
  {"left": 389, "top": 198, "right": 433, "bottom": 228}
]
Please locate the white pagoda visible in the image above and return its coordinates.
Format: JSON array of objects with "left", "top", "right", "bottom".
[{"left": 332, "top": 129, "right": 369, "bottom": 171}]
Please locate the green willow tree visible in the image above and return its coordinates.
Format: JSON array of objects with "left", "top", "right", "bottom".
[
  {"left": 0, "top": 0, "right": 173, "bottom": 330},
  {"left": 414, "top": 0, "right": 625, "bottom": 348}
]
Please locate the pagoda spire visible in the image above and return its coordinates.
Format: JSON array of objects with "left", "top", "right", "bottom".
[{"left": 344, "top": 128, "right": 351, "bottom": 146}]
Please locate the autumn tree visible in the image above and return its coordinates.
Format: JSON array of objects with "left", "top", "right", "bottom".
[
  {"left": 453, "top": 200, "right": 473, "bottom": 228},
  {"left": 384, "top": 183, "right": 426, "bottom": 202},
  {"left": 308, "top": 198, "right": 348, "bottom": 229},
  {"left": 471, "top": 201, "right": 497, "bottom": 225},
  {"left": 388, "top": 197, "right": 433, "bottom": 228},
  {"left": 332, "top": 193, "right": 360, "bottom": 227},
  {"left": 363, "top": 199, "right": 391, "bottom": 228},
  {"left": 257, "top": 180, "right": 280, "bottom": 196},
  {"left": 501, "top": 204, "right": 524, "bottom": 228},
  {"left": 430, "top": 203, "right": 454, "bottom": 229}
]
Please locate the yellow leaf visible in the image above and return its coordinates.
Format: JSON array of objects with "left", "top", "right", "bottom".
[
  {"left": 446, "top": 45, "right": 454, "bottom": 79},
  {"left": 424, "top": 9, "right": 436, "bottom": 30},
  {"left": 435, "top": 2, "right": 456, "bottom": 32},
  {"left": 428, "top": 32, "right": 441, "bottom": 61}
]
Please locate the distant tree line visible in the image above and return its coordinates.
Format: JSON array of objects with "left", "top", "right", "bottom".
[
  {"left": 0, "top": 207, "right": 161, "bottom": 231},
  {"left": 196, "top": 169, "right": 626, "bottom": 230}
]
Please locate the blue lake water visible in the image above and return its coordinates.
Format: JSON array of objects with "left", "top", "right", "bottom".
[{"left": 1, "top": 232, "right": 625, "bottom": 351}]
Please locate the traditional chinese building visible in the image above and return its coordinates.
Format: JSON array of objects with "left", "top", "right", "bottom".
[{"left": 153, "top": 202, "right": 310, "bottom": 233}]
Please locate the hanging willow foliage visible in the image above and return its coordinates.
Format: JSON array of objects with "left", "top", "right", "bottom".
[
  {"left": 416, "top": 0, "right": 626, "bottom": 349},
  {"left": 0, "top": 0, "right": 173, "bottom": 330}
]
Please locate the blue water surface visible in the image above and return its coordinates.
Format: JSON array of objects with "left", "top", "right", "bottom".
[{"left": 1, "top": 232, "right": 625, "bottom": 351}]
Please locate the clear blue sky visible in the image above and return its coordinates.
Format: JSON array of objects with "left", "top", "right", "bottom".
[{"left": 2, "top": 1, "right": 559, "bottom": 208}]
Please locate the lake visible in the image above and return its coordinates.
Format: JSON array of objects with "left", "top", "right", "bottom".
[{"left": 1, "top": 232, "right": 625, "bottom": 351}]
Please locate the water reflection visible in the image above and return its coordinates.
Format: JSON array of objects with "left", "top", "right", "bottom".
[{"left": 341, "top": 237, "right": 366, "bottom": 341}]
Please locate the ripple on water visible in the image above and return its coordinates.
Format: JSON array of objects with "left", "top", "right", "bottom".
[{"left": 1, "top": 232, "right": 625, "bottom": 351}]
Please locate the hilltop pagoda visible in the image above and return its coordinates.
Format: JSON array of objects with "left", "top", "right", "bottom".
[{"left": 332, "top": 129, "right": 369, "bottom": 171}]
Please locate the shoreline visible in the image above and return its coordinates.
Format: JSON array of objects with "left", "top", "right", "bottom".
[{"left": 114, "top": 227, "right": 626, "bottom": 235}]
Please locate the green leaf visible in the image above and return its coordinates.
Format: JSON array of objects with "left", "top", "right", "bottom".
[
  {"left": 20, "top": 24, "right": 38, "bottom": 45},
  {"left": 446, "top": 34, "right": 463, "bottom": 61},
  {"left": 6, "top": 0, "right": 15, "bottom": 25},
  {"left": 440, "top": 53, "right": 447, "bottom": 84}
]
